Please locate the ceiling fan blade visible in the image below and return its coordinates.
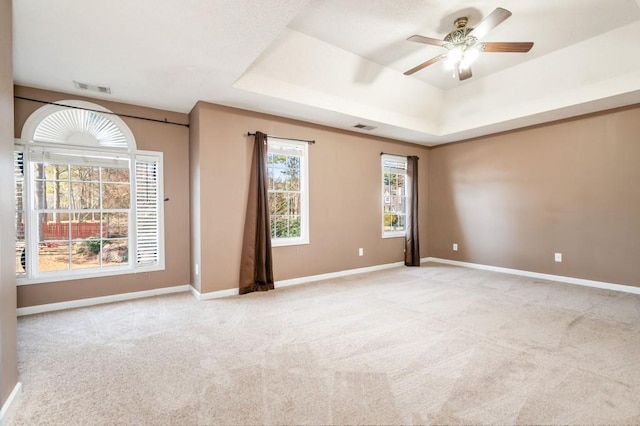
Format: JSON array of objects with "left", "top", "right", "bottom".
[
  {"left": 470, "top": 7, "right": 512, "bottom": 39},
  {"left": 407, "top": 35, "right": 445, "bottom": 47},
  {"left": 481, "top": 42, "right": 534, "bottom": 53},
  {"left": 458, "top": 67, "right": 472, "bottom": 81},
  {"left": 404, "top": 55, "right": 444, "bottom": 75}
]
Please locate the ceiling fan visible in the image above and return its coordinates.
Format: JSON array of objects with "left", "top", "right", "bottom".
[{"left": 404, "top": 7, "right": 533, "bottom": 81}]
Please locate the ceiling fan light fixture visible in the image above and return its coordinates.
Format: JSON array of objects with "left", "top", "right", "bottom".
[
  {"left": 443, "top": 46, "right": 480, "bottom": 76},
  {"left": 404, "top": 8, "right": 534, "bottom": 81},
  {"left": 443, "top": 46, "right": 463, "bottom": 70},
  {"left": 459, "top": 46, "right": 480, "bottom": 69}
]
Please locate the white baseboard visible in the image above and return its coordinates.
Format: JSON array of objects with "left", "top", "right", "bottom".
[
  {"left": 425, "top": 257, "right": 640, "bottom": 295},
  {"left": 0, "top": 382, "right": 22, "bottom": 426},
  {"left": 190, "top": 286, "right": 240, "bottom": 301},
  {"left": 192, "top": 261, "right": 406, "bottom": 300},
  {"left": 275, "top": 261, "right": 405, "bottom": 288},
  {"left": 19, "top": 259, "right": 635, "bottom": 314},
  {"left": 17, "top": 261, "right": 408, "bottom": 313},
  {"left": 17, "top": 285, "right": 192, "bottom": 316}
]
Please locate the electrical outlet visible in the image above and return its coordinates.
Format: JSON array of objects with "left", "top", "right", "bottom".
[
  {"left": 453, "top": 243, "right": 458, "bottom": 251},
  {"left": 554, "top": 253, "right": 562, "bottom": 262},
  {"left": 358, "top": 248, "right": 364, "bottom": 257}
]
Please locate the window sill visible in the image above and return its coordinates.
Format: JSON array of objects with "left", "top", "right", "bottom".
[
  {"left": 272, "top": 238, "right": 310, "bottom": 248},
  {"left": 17, "top": 264, "right": 165, "bottom": 286},
  {"left": 382, "top": 232, "right": 406, "bottom": 239}
]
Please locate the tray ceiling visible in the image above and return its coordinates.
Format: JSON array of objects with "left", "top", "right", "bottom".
[{"left": 13, "top": 0, "right": 640, "bottom": 145}]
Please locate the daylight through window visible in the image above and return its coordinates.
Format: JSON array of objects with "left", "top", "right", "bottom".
[
  {"left": 30, "top": 151, "right": 130, "bottom": 273},
  {"left": 267, "top": 138, "right": 309, "bottom": 246},
  {"left": 15, "top": 101, "right": 164, "bottom": 283},
  {"left": 382, "top": 155, "right": 407, "bottom": 237}
]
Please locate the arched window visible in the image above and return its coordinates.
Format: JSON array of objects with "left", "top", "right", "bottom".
[{"left": 15, "top": 101, "right": 164, "bottom": 283}]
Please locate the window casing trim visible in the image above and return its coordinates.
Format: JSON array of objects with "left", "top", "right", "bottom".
[
  {"left": 382, "top": 230, "right": 406, "bottom": 239},
  {"left": 14, "top": 143, "right": 165, "bottom": 286},
  {"left": 381, "top": 154, "right": 408, "bottom": 239},
  {"left": 16, "top": 101, "right": 165, "bottom": 285},
  {"left": 16, "top": 263, "right": 165, "bottom": 286},
  {"left": 21, "top": 100, "right": 136, "bottom": 152},
  {"left": 268, "top": 138, "right": 310, "bottom": 247}
]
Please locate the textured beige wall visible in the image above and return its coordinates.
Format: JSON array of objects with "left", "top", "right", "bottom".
[
  {"left": 429, "top": 105, "right": 640, "bottom": 287},
  {"left": 0, "top": 0, "right": 18, "bottom": 406},
  {"left": 14, "top": 86, "right": 191, "bottom": 307},
  {"left": 191, "top": 102, "right": 429, "bottom": 294}
]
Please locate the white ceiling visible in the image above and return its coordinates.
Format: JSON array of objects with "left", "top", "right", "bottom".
[{"left": 12, "top": 0, "right": 640, "bottom": 145}]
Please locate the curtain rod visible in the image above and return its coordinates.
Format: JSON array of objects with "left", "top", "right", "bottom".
[
  {"left": 14, "top": 96, "right": 190, "bottom": 128},
  {"left": 380, "top": 152, "right": 419, "bottom": 160},
  {"left": 247, "top": 132, "right": 315, "bottom": 144}
]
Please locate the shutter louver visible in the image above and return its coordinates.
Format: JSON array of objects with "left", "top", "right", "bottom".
[
  {"left": 135, "top": 156, "right": 162, "bottom": 267},
  {"left": 34, "top": 109, "right": 129, "bottom": 149},
  {"left": 14, "top": 151, "right": 24, "bottom": 209},
  {"left": 14, "top": 150, "right": 26, "bottom": 276},
  {"left": 17, "top": 100, "right": 166, "bottom": 282}
]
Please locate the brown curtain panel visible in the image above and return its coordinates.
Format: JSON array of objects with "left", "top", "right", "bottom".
[
  {"left": 239, "top": 131, "right": 274, "bottom": 294},
  {"left": 405, "top": 156, "right": 420, "bottom": 266}
]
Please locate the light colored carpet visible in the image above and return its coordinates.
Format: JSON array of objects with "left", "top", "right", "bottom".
[{"left": 9, "top": 263, "right": 640, "bottom": 425}]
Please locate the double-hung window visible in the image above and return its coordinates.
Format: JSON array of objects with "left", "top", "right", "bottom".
[
  {"left": 267, "top": 138, "right": 309, "bottom": 246},
  {"left": 15, "top": 100, "right": 164, "bottom": 284},
  {"left": 381, "top": 155, "right": 407, "bottom": 237}
]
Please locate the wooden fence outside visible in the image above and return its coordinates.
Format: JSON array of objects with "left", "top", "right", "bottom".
[{"left": 43, "top": 223, "right": 101, "bottom": 239}]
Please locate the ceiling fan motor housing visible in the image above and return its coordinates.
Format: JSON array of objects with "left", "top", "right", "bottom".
[
  {"left": 443, "top": 18, "right": 477, "bottom": 51},
  {"left": 403, "top": 8, "right": 533, "bottom": 80}
]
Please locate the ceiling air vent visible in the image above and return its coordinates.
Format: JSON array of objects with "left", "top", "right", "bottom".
[
  {"left": 353, "top": 123, "right": 377, "bottom": 131},
  {"left": 73, "top": 80, "right": 112, "bottom": 94}
]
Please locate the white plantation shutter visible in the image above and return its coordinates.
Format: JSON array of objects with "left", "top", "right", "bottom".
[
  {"left": 14, "top": 150, "right": 24, "bottom": 209},
  {"left": 33, "top": 109, "right": 129, "bottom": 149},
  {"left": 14, "top": 150, "right": 26, "bottom": 276},
  {"left": 135, "top": 153, "right": 164, "bottom": 268},
  {"left": 16, "top": 101, "right": 167, "bottom": 283}
]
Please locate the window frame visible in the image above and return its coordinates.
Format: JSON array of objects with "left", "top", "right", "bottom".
[
  {"left": 15, "top": 142, "right": 165, "bottom": 285},
  {"left": 381, "top": 154, "right": 408, "bottom": 239},
  {"left": 267, "top": 137, "right": 310, "bottom": 247},
  {"left": 15, "top": 98, "right": 167, "bottom": 286}
]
